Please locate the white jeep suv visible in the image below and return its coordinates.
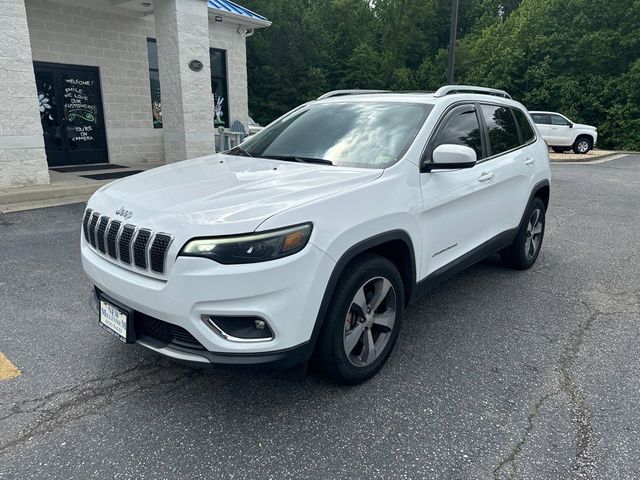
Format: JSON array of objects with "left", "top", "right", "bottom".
[
  {"left": 82, "top": 85, "right": 551, "bottom": 384},
  {"left": 529, "top": 111, "right": 598, "bottom": 154}
]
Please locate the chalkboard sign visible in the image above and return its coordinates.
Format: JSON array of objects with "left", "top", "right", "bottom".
[
  {"left": 63, "top": 76, "right": 99, "bottom": 149},
  {"left": 34, "top": 62, "right": 107, "bottom": 166}
]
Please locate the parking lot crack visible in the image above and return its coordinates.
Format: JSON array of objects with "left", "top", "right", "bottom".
[
  {"left": 556, "top": 300, "right": 600, "bottom": 479},
  {"left": 493, "top": 390, "right": 560, "bottom": 480},
  {"left": 0, "top": 359, "right": 202, "bottom": 454},
  {"left": 0, "top": 359, "right": 154, "bottom": 420}
]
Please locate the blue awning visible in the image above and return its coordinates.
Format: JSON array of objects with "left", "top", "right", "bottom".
[{"left": 208, "top": 0, "right": 270, "bottom": 24}]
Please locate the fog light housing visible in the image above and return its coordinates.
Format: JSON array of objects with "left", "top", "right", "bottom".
[{"left": 201, "top": 314, "right": 274, "bottom": 342}]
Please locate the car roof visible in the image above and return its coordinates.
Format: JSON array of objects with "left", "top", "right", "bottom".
[{"left": 314, "top": 91, "right": 522, "bottom": 108}]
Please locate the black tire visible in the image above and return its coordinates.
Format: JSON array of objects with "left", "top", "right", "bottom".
[
  {"left": 572, "top": 136, "right": 592, "bottom": 154},
  {"left": 315, "top": 254, "right": 404, "bottom": 385},
  {"left": 502, "top": 197, "right": 546, "bottom": 270},
  {"left": 552, "top": 147, "right": 566, "bottom": 153}
]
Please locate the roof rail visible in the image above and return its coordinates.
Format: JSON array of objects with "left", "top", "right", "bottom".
[
  {"left": 317, "top": 89, "right": 389, "bottom": 100},
  {"left": 433, "top": 85, "right": 512, "bottom": 99}
]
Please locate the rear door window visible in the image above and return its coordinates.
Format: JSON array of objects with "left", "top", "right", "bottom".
[
  {"left": 512, "top": 109, "right": 536, "bottom": 143},
  {"left": 530, "top": 113, "right": 550, "bottom": 124},
  {"left": 479, "top": 104, "right": 520, "bottom": 156}
]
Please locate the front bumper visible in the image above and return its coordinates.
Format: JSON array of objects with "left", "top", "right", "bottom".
[{"left": 82, "top": 238, "right": 335, "bottom": 365}]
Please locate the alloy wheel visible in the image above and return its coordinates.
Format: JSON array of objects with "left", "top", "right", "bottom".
[
  {"left": 343, "top": 276, "right": 397, "bottom": 367},
  {"left": 577, "top": 139, "right": 590, "bottom": 153},
  {"left": 525, "top": 208, "right": 543, "bottom": 260}
]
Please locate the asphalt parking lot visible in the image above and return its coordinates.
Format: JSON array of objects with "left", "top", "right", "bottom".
[{"left": 1, "top": 155, "right": 639, "bottom": 479}]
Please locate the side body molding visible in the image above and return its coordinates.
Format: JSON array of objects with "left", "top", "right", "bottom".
[{"left": 414, "top": 179, "right": 551, "bottom": 301}]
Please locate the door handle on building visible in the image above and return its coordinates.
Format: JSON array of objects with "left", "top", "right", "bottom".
[
  {"left": 478, "top": 172, "right": 494, "bottom": 182},
  {"left": 524, "top": 157, "right": 536, "bottom": 166}
]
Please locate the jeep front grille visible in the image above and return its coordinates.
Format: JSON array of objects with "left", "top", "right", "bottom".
[{"left": 82, "top": 208, "right": 173, "bottom": 275}]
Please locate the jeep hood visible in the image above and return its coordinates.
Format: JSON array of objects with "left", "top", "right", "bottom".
[{"left": 88, "top": 154, "right": 382, "bottom": 235}]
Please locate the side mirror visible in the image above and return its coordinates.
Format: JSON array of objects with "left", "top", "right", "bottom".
[
  {"left": 422, "top": 144, "right": 477, "bottom": 172},
  {"left": 568, "top": 122, "right": 573, "bottom": 128}
]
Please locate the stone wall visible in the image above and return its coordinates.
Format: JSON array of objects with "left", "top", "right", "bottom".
[
  {"left": 155, "top": 0, "right": 215, "bottom": 162},
  {"left": 0, "top": 0, "right": 49, "bottom": 188}
]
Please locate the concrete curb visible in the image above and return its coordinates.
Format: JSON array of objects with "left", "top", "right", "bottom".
[
  {"left": 550, "top": 153, "right": 634, "bottom": 165},
  {"left": 0, "top": 182, "right": 106, "bottom": 214},
  {"left": 0, "top": 162, "right": 161, "bottom": 214}
]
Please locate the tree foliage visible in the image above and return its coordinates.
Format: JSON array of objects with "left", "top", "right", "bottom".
[{"left": 243, "top": 0, "right": 640, "bottom": 150}]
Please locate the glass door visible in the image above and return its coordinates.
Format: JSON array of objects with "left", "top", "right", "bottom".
[{"left": 34, "top": 62, "right": 108, "bottom": 167}]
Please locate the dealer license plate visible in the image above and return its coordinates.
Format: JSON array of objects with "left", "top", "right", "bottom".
[{"left": 99, "top": 298, "right": 129, "bottom": 342}]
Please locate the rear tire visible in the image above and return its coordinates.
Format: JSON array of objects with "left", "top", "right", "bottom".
[
  {"left": 572, "top": 137, "right": 592, "bottom": 154},
  {"left": 315, "top": 254, "right": 404, "bottom": 385},
  {"left": 502, "top": 197, "right": 546, "bottom": 270}
]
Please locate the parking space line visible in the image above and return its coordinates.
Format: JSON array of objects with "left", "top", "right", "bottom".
[{"left": 0, "top": 352, "right": 21, "bottom": 381}]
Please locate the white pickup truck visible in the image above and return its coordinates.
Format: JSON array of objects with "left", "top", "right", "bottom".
[{"left": 530, "top": 111, "right": 598, "bottom": 154}]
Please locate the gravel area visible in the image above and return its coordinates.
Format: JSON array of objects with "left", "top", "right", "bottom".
[{"left": 549, "top": 148, "right": 618, "bottom": 162}]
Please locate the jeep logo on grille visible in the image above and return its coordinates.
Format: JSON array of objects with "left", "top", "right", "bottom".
[{"left": 115, "top": 207, "right": 133, "bottom": 220}]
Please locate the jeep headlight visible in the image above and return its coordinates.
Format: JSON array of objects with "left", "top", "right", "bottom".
[{"left": 180, "top": 223, "right": 313, "bottom": 264}]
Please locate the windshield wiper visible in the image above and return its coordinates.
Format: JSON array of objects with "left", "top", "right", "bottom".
[
  {"left": 225, "top": 145, "right": 253, "bottom": 157},
  {"left": 263, "top": 155, "right": 333, "bottom": 165}
]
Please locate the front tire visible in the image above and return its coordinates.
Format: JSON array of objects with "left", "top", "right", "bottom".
[
  {"left": 315, "top": 254, "right": 404, "bottom": 385},
  {"left": 572, "top": 137, "right": 592, "bottom": 154},
  {"left": 502, "top": 197, "right": 546, "bottom": 270}
]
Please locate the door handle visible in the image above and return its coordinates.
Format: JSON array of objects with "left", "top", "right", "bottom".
[
  {"left": 478, "top": 172, "right": 494, "bottom": 182},
  {"left": 524, "top": 157, "right": 536, "bottom": 166}
]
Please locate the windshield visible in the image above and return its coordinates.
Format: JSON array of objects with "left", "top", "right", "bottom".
[{"left": 236, "top": 102, "right": 433, "bottom": 168}]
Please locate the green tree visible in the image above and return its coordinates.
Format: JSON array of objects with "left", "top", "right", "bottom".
[{"left": 243, "top": 0, "right": 640, "bottom": 149}]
